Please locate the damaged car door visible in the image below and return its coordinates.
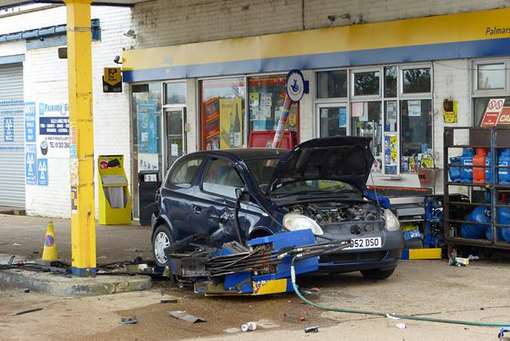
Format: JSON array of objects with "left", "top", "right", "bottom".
[
  {"left": 195, "top": 157, "right": 247, "bottom": 243},
  {"left": 161, "top": 156, "right": 205, "bottom": 239}
]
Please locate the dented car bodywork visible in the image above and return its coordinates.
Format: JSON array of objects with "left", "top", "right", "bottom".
[{"left": 152, "top": 137, "right": 404, "bottom": 281}]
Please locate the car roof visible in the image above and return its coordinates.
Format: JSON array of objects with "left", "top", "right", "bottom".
[{"left": 191, "top": 148, "right": 288, "bottom": 161}]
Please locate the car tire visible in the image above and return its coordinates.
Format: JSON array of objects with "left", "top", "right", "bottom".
[
  {"left": 360, "top": 267, "right": 396, "bottom": 280},
  {"left": 152, "top": 224, "right": 174, "bottom": 268}
]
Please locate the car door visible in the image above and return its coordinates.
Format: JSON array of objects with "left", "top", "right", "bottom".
[
  {"left": 191, "top": 157, "right": 247, "bottom": 244},
  {"left": 160, "top": 156, "right": 205, "bottom": 240}
]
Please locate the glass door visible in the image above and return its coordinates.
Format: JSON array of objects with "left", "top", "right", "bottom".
[
  {"left": 164, "top": 108, "right": 186, "bottom": 172},
  {"left": 318, "top": 103, "right": 348, "bottom": 137}
]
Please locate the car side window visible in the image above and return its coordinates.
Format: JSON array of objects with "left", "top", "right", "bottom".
[
  {"left": 202, "top": 158, "right": 244, "bottom": 199},
  {"left": 166, "top": 157, "right": 203, "bottom": 188}
]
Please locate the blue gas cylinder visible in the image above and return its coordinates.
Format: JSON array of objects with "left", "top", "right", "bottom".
[
  {"left": 460, "top": 206, "right": 489, "bottom": 239},
  {"left": 486, "top": 152, "right": 493, "bottom": 184},
  {"left": 460, "top": 148, "right": 474, "bottom": 183},
  {"left": 498, "top": 149, "right": 510, "bottom": 184},
  {"left": 449, "top": 156, "right": 461, "bottom": 182},
  {"left": 497, "top": 207, "right": 510, "bottom": 242}
]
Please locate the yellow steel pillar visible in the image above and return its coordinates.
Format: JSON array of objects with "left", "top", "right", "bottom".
[{"left": 65, "top": 0, "right": 96, "bottom": 276}]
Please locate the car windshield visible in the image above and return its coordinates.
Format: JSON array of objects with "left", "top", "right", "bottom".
[
  {"left": 271, "top": 179, "right": 357, "bottom": 197},
  {"left": 245, "top": 157, "right": 280, "bottom": 191}
]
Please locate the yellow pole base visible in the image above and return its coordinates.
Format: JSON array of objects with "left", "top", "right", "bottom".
[{"left": 41, "top": 221, "right": 58, "bottom": 262}]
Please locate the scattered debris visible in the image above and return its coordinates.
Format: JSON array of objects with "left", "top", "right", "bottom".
[
  {"left": 241, "top": 321, "right": 257, "bottom": 332},
  {"left": 499, "top": 327, "right": 510, "bottom": 341},
  {"left": 224, "top": 327, "right": 240, "bottom": 334},
  {"left": 160, "top": 296, "right": 178, "bottom": 304},
  {"left": 255, "top": 319, "right": 280, "bottom": 329},
  {"left": 12, "top": 307, "right": 43, "bottom": 316},
  {"left": 168, "top": 310, "right": 206, "bottom": 323},
  {"left": 396, "top": 322, "right": 407, "bottom": 329},
  {"left": 120, "top": 316, "right": 138, "bottom": 325},
  {"left": 304, "top": 325, "right": 320, "bottom": 333}
]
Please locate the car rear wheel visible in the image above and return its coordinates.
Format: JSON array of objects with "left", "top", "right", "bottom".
[
  {"left": 152, "top": 224, "right": 174, "bottom": 268},
  {"left": 360, "top": 267, "right": 396, "bottom": 280}
]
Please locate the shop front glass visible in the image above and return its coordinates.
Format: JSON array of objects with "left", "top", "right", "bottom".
[
  {"left": 351, "top": 101, "right": 383, "bottom": 172},
  {"left": 247, "top": 75, "right": 299, "bottom": 145},
  {"left": 400, "top": 99, "right": 432, "bottom": 172},
  {"left": 131, "top": 82, "right": 162, "bottom": 216},
  {"left": 200, "top": 78, "right": 245, "bottom": 150},
  {"left": 316, "top": 64, "right": 432, "bottom": 175}
]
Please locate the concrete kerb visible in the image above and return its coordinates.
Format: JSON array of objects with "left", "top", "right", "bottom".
[
  {"left": 0, "top": 255, "right": 152, "bottom": 296},
  {"left": 0, "top": 268, "right": 152, "bottom": 296}
]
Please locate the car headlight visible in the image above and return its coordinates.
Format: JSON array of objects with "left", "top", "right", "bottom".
[
  {"left": 384, "top": 209, "right": 400, "bottom": 231},
  {"left": 283, "top": 213, "right": 324, "bottom": 236}
]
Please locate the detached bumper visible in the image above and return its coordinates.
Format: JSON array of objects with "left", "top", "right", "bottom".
[{"left": 318, "top": 230, "right": 404, "bottom": 273}]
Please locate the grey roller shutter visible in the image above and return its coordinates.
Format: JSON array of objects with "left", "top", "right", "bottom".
[{"left": 0, "top": 63, "right": 24, "bottom": 208}]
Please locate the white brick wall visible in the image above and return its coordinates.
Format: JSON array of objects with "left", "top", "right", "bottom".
[
  {"left": 132, "top": 0, "right": 510, "bottom": 48},
  {"left": 0, "top": 5, "right": 133, "bottom": 218}
]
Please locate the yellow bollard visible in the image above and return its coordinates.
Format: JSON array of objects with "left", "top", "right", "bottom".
[{"left": 41, "top": 221, "right": 58, "bottom": 262}]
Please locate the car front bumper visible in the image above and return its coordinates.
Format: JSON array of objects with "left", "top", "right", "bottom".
[{"left": 317, "top": 230, "right": 404, "bottom": 273}]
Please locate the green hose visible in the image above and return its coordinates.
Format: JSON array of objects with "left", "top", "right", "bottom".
[{"left": 290, "top": 258, "right": 510, "bottom": 328}]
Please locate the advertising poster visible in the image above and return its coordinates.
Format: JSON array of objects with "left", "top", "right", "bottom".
[
  {"left": 204, "top": 97, "right": 220, "bottom": 150},
  {"left": 25, "top": 143, "right": 37, "bottom": 185},
  {"left": 137, "top": 99, "right": 160, "bottom": 171},
  {"left": 408, "top": 100, "right": 422, "bottom": 117},
  {"left": 37, "top": 102, "right": 69, "bottom": 159},
  {"left": 384, "top": 133, "right": 398, "bottom": 174},
  {"left": 219, "top": 98, "right": 243, "bottom": 149}
]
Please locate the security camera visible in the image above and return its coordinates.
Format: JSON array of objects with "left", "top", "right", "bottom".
[{"left": 113, "top": 55, "right": 123, "bottom": 64}]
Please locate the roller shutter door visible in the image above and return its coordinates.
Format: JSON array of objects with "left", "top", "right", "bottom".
[{"left": 0, "top": 63, "right": 24, "bottom": 208}]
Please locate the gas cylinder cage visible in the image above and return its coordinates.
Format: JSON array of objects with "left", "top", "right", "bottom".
[{"left": 444, "top": 126, "right": 510, "bottom": 252}]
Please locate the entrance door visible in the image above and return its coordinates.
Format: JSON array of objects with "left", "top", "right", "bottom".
[
  {"left": 317, "top": 103, "right": 348, "bottom": 137},
  {"left": 164, "top": 108, "right": 186, "bottom": 172}
]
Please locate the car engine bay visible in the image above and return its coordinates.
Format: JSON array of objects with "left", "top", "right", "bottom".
[{"left": 286, "top": 201, "right": 384, "bottom": 234}]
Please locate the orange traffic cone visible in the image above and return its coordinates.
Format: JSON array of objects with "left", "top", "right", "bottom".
[{"left": 41, "top": 221, "right": 58, "bottom": 262}]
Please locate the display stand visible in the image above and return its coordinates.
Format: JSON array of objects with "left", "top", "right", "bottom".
[{"left": 98, "top": 155, "right": 132, "bottom": 225}]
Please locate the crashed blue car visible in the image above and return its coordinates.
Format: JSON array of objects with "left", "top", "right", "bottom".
[{"left": 151, "top": 137, "right": 403, "bottom": 283}]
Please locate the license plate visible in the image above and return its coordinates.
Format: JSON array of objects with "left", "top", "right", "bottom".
[{"left": 346, "top": 237, "right": 382, "bottom": 250}]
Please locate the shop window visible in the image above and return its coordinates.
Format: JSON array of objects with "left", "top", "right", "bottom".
[
  {"left": 473, "top": 97, "right": 510, "bottom": 126},
  {"left": 351, "top": 101, "right": 382, "bottom": 172},
  {"left": 200, "top": 78, "right": 245, "bottom": 150},
  {"left": 402, "top": 68, "right": 431, "bottom": 94},
  {"left": 317, "top": 70, "right": 347, "bottom": 98},
  {"left": 131, "top": 82, "right": 162, "bottom": 173},
  {"left": 164, "top": 82, "right": 186, "bottom": 105},
  {"left": 400, "top": 99, "right": 432, "bottom": 173},
  {"left": 319, "top": 105, "right": 347, "bottom": 137},
  {"left": 384, "top": 66, "right": 397, "bottom": 98},
  {"left": 248, "top": 75, "right": 299, "bottom": 140},
  {"left": 353, "top": 71, "right": 380, "bottom": 96},
  {"left": 477, "top": 63, "right": 505, "bottom": 90}
]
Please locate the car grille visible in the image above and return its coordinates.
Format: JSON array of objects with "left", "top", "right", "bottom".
[{"left": 320, "top": 251, "right": 388, "bottom": 264}]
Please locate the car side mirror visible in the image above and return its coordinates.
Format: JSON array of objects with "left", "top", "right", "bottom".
[{"left": 235, "top": 188, "right": 251, "bottom": 203}]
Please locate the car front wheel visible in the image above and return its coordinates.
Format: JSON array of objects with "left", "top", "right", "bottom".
[
  {"left": 152, "top": 224, "right": 174, "bottom": 268},
  {"left": 360, "top": 267, "right": 396, "bottom": 280}
]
